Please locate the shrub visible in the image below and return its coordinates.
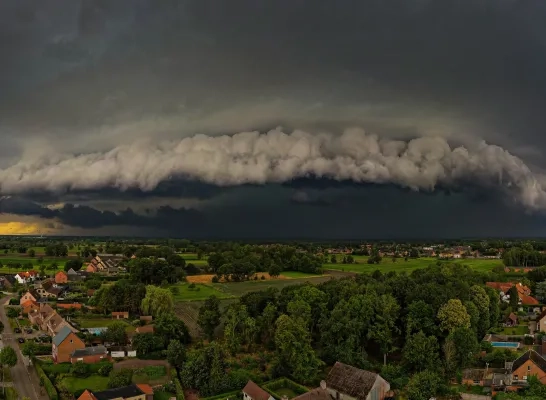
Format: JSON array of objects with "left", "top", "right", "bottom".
[
  {"left": 188, "top": 283, "right": 196, "bottom": 289},
  {"left": 172, "top": 369, "right": 185, "bottom": 400},
  {"left": 71, "top": 362, "right": 89, "bottom": 378},
  {"left": 6, "top": 307, "right": 19, "bottom": 318},
  {"left": 211, "top": 276, "right": 219, "bottom": 283},
  {"left": 98, "top": 363, "right": 113, "bottom": 377},
  {"left": 108, "top": 369, "right": 133, "bottom": 388},
  {"left": 35, "top": 361, "right": 59, "bottom": 400}
]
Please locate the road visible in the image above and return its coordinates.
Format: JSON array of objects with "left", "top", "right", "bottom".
[{"left": 0, "top": 295, "right": 47, "bottom": 400}]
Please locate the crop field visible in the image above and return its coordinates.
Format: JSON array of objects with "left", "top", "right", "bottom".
[
  {"left": 181, "top": 253, "right": 208, "bottom": 266},
  {"left": 324, "top": 256, "right": 503, "bottom": 274}
]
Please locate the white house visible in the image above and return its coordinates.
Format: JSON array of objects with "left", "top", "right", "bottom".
[{"left": 15, "top": 270, "right": 38, "bottom": 284}]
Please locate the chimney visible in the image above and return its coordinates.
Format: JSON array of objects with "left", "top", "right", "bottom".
[{"left": 320, "top": 381, "right": 327, "bottom": 390}]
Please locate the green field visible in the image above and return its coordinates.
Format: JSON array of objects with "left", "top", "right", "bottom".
[
  {"left": 181, "top": 253, "right": 208, "bottom": 266},
  {"left": 211, "top": 275, "right": 333, "bottom": 297},
  {"left": 62, "top": 375, "right": 109, "bottom": 393},
  {"left": 0, "top": 256, "right": 69, "bottom": 271},
  {"left": 500, "top": 325, "right": 529, "bottom": 335},
  {"left": 170, "top": 283, "right": 231, "bottom": 301},
  {"left": 324, "top": 257, "right": 503, "bottom": 274}
]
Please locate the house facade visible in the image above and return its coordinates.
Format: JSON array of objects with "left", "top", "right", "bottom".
[
  {"left": 20, "top": 291, "right": 38, "bottom": 305},
  {"left": 537, "top": 310, "right": 546, "bottom": 333},
  {"left": 510, "top": 350, "right": 546, "bottom": 385},
  {"left": 52, "top": 326, "right": 85, "bottom": 363}
]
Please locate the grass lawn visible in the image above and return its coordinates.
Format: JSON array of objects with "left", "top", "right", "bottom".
[
  {"left": 154, "top": 391, "right": 176, "bottom": 400},
  {"left": 324, "top": 257, "right": 503, "bottom": 274},
  {"left": 62, "top": 375, "right": 109, "bottom": 393},
  {"left": 501, "top": 325, "right": 529, "bottom": 335},
  {"left": 18, "top": 318, "right": 30, "bottom": 327},
  {"left": 281, "top": 271, "right": 324, "bottom": 279},
  {"left": 170, "top": 283, "right": 231, "bottom": 301}
]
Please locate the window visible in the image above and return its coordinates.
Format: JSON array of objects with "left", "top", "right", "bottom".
[
  {"left": 70, "top": 340, "right": 73, "bottom": 343},
  {"left": 473, "top": 380, "right": 480, "bottom": 385},
  {"left": 528, "top": 366, "right": 531, "bottom": 371}
]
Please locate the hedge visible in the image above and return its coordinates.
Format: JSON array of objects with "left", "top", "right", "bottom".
[
  {"left": 263, "top": 378, "right": 309, "bottom": 400},
  {"left": 35, "top": 359, "right": 59, "bottom": 400},
  {"left": 171, "top": 369, "right": 185, "bottom": 400}
]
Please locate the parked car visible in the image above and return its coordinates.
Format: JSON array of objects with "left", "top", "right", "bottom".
[
  {"left": 25, "top": 328, "right": 32, "bottom": 334},
  {"left": 18, "top": 338, "right": 25, "bottom": 343}
]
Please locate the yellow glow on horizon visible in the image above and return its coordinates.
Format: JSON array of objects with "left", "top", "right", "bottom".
[{"left": 0, "top": 222, "right": 42, "bottom": 235}]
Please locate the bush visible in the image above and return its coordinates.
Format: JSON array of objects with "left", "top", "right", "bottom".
[
  {"left": 98, "top": 363, "right": 113, "bottom": 377},
  {"left": 172, "top": 369, "right": 185, "bottom": 400},
  {"left": 108, "top": 369, "right": 133, "bottom": 388},
  {"left": 211, "top": 276, "right": 219, "bottom": 283},
  {"left": 6, "top": 307, "right": 19, "bottom": 318},
  {"left": 188, "top": 283, "right": 196, "bottom": 289},
  {"left": 71, "top": 362, "right": 89, "bottom": 378}
]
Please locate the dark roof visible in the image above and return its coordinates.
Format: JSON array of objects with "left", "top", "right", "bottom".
[
  {"left": 67, "top": 268, "right": 79, "bottom": 275},
  {"left": 326, "top": 362, "right": 379, "bottom": 400},
  {"left": 512, "top": 350, "right": 546, "bottom": 374},
  {"left": 71, "top": 345, "right": 107, "bottom": 357},
  {"left": 53, "top": 326, "right": 74, "bottom": 346},
  {"left": 242, "top": 380, "right": 271, "bottom": 400},
  {"left": 507, "top": 312, "right": 518, "bottom": 322},
  {"left": 292, "top": 388, "right": 332, "bottom": 400},
  {"left": 91, "top": 384, "right": 146, "bottom": 400},
  {"left": 46, "top": 287, "right": 62, "bottom": 295},
  {"left": 462, "top": 369, "right": 485, "bottom": 381}
]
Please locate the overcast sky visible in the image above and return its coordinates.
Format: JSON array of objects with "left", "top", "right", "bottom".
[{"left": 1, "top": 0, "right": 546, "bottom": 238}]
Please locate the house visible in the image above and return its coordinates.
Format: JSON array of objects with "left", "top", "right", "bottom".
[
  {"left": 139, "top": 316, "right": 153, "bottom": 324},
  {"left": 510, "top": 350, "right": 546, "bottom": 385},
  {"left": 243, "top": 381, "right": 274, "bottom": 400},
  {"left": 89, "top": 254, "right": 124, "bottom": 273},
  {"left": 537, "top": 309, "right": 546, "bottom": 333},
  {"left": 55, "top": 271, "right": 68, "bottom": 284},
  {"left": 28, "top": 303, "right": 55, "bottom": 327},
  {"left": 20, "top": 290, "right": 38, "bottom": 305},
  {"left": 67, "top": 268, "right": 84, "bottom": 282},
  {"left": 486, "top": 282, "right": 539, "bottom": 306},
  {"left": 77, "top": 384, "right": 153, "bottom": 400},
  {"left": 34, "top": 279, "right": 62, "bottom": 299},
  {"left": 86, "top": 263, "right": 98, "bottom": 273},
  {"left": 52, "top": 325, "right": 85, "bottom": 363},
  {"left": 0, "top": 275, "right": 14, "bottom": 289},
  {"left": 505, "top": 313, "right": 518, "bottom": 327},
  {"left": 47, "top": 314, "right": 78, "bottom": 337},
  {"left": 324, "top": 362, "right": 390, "bottom": 400},
  {"left": 15, "top": 270, "right": 38, "bottom": 284},
  {"left": 70, "top": 345, "right": 109, "bottom": 364},
  {"left": 112, "top": 311, "right": 129, "bottom": 319}
]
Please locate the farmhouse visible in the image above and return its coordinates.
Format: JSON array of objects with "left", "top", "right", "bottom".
[
  {"left": 70, "top": 345, "right": 109, "bottom": 364},
  {"left": 15, "top": 270, "right": 38, "bottom": 284},
  {"left": 78, "top": 384, "right": 153, "bottom": 400},
  {"left": 243, "top": 380, "right": 274, "bottom": 400},
  {"left": 55, "top": 271, "right": 68, "bottom": 284},
  {"left": 52, "top": 325, "right": 85, "bottom": 363}
]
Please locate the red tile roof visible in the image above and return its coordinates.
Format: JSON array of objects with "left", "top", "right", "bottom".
[
  {"left": 136, "top": 384, "right": 153, "bottom": 395},
  {"left": 243, "top": 381, "right": 270, "bottom": 400}
]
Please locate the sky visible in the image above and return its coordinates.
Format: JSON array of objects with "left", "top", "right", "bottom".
[{"left": 1, "top": 0, "right": 546, "bottom": 238}]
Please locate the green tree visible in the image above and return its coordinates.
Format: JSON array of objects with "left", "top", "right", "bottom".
[
  {"left": 71, "top": 362, "right": 89, "bottom": 378},
  {"left": 402, "top": 331, "right": 440, "bottom": 372},
  {"left": 446, "top": 327, "right": 479, "bottom": 370},
  {"left": 508, "top": 285, "right": 519, "bottom": 309},
  {"left": 0, "top": 346, "right": 17, "bottom": 395},
  {"left": 155, "top": 313, "right": 191, "bottom": 348},
  {"left": 406, "top": 300, "right": 437, "bottom": 337},
  {"left": 405, "top": 370, "right": 441, "bottom": 400},
  {"left": 536, "top": 281, "right": 546, "bottom": 303},
  {"left": 22, "top": 340, "right": 38, "bottom": 358},
  {"left": 132, "top": 333, "right": 160, "bottom": 357},
  {"left": 27, "top": 249, "right": 35, "bottom": 258},
  {"left": 274, "top": 314, "right": 323, "bottom": 384},
  {"left": 369, "top": 293, "right": 400, "bottom": 365},
  {"left": 198, "top": 296, "right": 222, "bottom": 341},
  {"left": 167, "top": 339, "right": 186, "bottom": 369},
  {"left": 104, "top": 322, "right": 127, "bottom": 345},
  {"left": 141, "top": 285, "right": 174, "bottom": 318},
  {"left": 437, "top": 299, "right": 471, "bottom": 333},
  {"left": 6, "top": 307, "right": 19, "bottom": 318}
]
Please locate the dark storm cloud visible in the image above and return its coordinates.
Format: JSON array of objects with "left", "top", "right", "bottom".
[{"left": 1, "top": 0, "right": 546, "bottom": 237}]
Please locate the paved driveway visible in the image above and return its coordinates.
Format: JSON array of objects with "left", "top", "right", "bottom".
[{"left": 0, "top": 296, "right": 48, "bottom": 400}]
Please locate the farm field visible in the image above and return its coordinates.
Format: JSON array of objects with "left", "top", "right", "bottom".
[
  {"left": 324, "top": 257, "right": 503, "bottom": 274},
  {"left": 181, "top": 253, "right": 208, "bottom": 266}
]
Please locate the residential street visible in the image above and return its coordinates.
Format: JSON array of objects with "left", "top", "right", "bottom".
[{"left": 0, "top": 295, "right": 47, "bottom": 400}]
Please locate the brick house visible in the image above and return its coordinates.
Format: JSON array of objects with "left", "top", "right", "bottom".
[
  {"left": 20, "top": 290, "right": 38, "bottom": 305},
  {"left": 78, "top": 384, "right": 153, "bottom": 400},
  {"left": 462, "top": 369, "right": 486, "bottom": 386},
  {"left": 52, "top": 325, "right": 85, "bottom": 363},
  {"left": 112, "top": 311, "right": 129, "bottom": 319},
  {"left": 70, "top": 345, "right": 109, "bottom": 364},
  {"left": 55, "top": 271, "right": 68, "bottom": 284},
  {"left": 509, "top": 350, "right": 546, "bottom": 385}
]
